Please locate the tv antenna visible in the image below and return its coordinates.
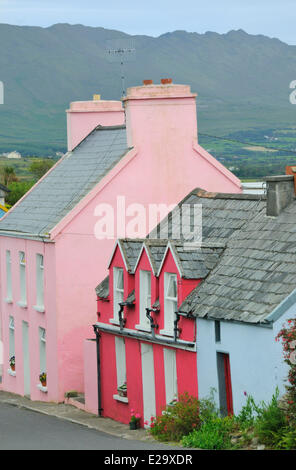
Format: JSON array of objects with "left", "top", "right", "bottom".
[{"left": 106, "top": 39, "right": 136, "bottom": 97}]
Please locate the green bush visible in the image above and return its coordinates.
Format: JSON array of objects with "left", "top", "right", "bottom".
[
  {"left": 277, "top": 427, "right": 296, "bottom": 450},
  {"left": 253, "top": 390, "right": 287, "bottom": 447},
  {"left": 182, "top": 415, "right": 236, "bottom": 450},
  {"left": 149, "top": 393, "right": 201, "bottom": 442}
]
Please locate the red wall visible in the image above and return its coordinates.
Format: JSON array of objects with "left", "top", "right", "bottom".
[{"left": 97, "top": 244, "right": 199, "bottom": 425}]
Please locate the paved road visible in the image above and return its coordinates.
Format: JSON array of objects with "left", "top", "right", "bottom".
[{"left": 0, "top": 403, "right": 172, "bottom": 450}]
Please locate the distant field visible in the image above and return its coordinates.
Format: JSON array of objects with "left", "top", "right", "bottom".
[
  {"left": 199, "top": 127, "right": 296, "bottom": 179},
  {"left": 0, "top": 156, "right": 59, "bottom": 181}
]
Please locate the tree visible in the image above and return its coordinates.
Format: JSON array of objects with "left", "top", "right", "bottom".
[
  {"left": 0, "top": 166, "right": 18, "bottom": 186},
  {"left": 29, "top": 159, "right": 55, "bottom": 180},
  {"left": 6, "top": 181, "right": 35, "bottom": 206}
]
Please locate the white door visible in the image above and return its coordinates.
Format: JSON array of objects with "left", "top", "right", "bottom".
[
  {"left": 22, "top": 321, "right": 30, "bottom": 397},
  {"left": 141, "top": 343, "right": 156, "bottom": 427},
  {"left": 164, "top": 348, "right": 177, "bottom": 405}
]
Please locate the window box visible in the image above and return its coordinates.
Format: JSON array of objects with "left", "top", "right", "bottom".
[
  {"left": 113, "top": 394, "right": 128, "bottom": 403},
  {"left": 33, "top": 305, "right": 45, "bottom": 313},
  {"left": 37, "top": 383, "right": 48, "bottom": 393}
]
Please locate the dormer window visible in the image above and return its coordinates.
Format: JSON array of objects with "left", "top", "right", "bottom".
[
  {"left": 113, "top": 267, "right": 124, "bottom": 322},
  {"left": 162, "top": 273, "right": 178, "bottom": 336},
  {"left": 137, "top": 270, "right": 151, "bottom": 331}
]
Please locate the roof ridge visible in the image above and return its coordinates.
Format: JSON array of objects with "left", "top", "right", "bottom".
[{"left": 194, "top": 188, "right": 266, "bottom": 201}]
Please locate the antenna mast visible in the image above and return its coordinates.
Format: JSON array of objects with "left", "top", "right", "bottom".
[{"left": 106, "top": 40, "right": 136, "bottom": 97}]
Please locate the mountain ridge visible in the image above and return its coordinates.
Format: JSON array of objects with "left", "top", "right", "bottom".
[{"left": 0, "top": 24, "right": 295, "bottom": 155}]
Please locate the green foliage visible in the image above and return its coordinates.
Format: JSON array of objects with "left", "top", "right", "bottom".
[
  {"left": 149, "top": 393, "right": 201, "bottom": 442},
  {"left": 6, "top": 181, "right": 35, "bottom": 206},
  {"left": 277, "top": 427, "right": 296, "bottom": 450},
  {"left": 182, "top": 415, "right": 236, "bottom": 450},
  {"left": 29, "top": 159, "right": 55, "bottom": 180},
  {"left": 253, "top": 390, "right": 287, "bottom": 447}
]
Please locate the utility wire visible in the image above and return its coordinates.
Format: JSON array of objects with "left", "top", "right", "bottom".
[{"left": 199, "top": 132, "right": 296, "bottom": 155}]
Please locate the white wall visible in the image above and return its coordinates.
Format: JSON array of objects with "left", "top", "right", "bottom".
[{"left": 196, "top": 316, "right": 290, "bottom": 415}]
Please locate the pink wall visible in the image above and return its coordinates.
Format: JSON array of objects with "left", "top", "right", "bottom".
[
  {"left": 67, "top": 100, "right": 125, "bottom": 151},
  {"left": 0, "top": 237, "right": 58, "bottom": 401}
]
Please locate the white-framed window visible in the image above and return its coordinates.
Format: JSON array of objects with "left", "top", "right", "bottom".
[
  {"left": 162, "top": 273, "right": 178, "bottom": 335},
  {"left": 9, "top": 316, "right": 15, "bottom": 359},
  {"left": 137, "top": 270, "right": 151, "bottom": 330},
  {"left": 115, "top": 336, "right": 127, "bottom": 390},
  {"left": 113, "top": 267, "right": 124, "bottom": 322},
  {"left": 6, "top": 250, "right": 12, "bottom": 302},
  {"left": 39, "top": 327, "right": 46, "bottom": 374},
  {"left": 19, "top": 251, "right": 27, "bottom": 306},
  {"left": 35, "top": 254, "right": 44, "bottom": 310}
]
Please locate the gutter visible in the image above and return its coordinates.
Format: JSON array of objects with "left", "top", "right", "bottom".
[
  {"left": 0, "top": 230, "right": 51, "bottom": 241},
  {"left": 93, "top": 322, "right": 196, "bottom": 351},
  {"left": 265, "top": 287, "right": 296, "bottom": 324}
]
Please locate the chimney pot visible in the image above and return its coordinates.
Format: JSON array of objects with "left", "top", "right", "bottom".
[
  {"left": 265, "top": 175, "right": 295, "bottom": 216},
  {"left": 161, "top": 78, "right": 172, "bottom": 84},
  {"left": 143, "top": 80, "right": 153, "bottom": 86}
]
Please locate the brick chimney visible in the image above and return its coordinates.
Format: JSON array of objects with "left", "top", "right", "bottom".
[
  {"left": 265, "top": 175, "right": 295, "bottom": 216},
  {"left": 123, "top": 80, "right": 198, "bottom": 149},
  {"left": 66, "top": 96, "right": 125, "bottom": 151}
]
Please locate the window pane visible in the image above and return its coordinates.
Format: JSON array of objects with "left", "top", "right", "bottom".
[
  {"left": 116, "top": 269, "right": 124, "bottom": 290},
  {"left": 167, "top": 275, "right": 177, "bottom": 298}
]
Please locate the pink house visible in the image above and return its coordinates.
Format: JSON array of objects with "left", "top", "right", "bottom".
[
  {"left": 0, "top": 80, "right": 241, "bottom": 403},
  {"left": 89, "top": 237, "right": 218, "bottom": 423}
]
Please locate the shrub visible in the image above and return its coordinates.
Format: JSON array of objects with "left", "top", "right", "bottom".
[
  {"left": 277, "top": 427, "right": 296, "bottom": 450},
  {"left": 253, "top": 389, "right": 287, "bottom": 447},
  {"left": 276, "top": 318, "right": 296, "bottom": 425},
  {"left": 182, "top": 415, "right": 236, "bottom": 450},
  {"left": 149, "top": 392, "right": 201, "bottom": 442}
]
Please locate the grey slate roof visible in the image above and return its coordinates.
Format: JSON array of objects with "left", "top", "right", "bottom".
[
  {"left": 96, "top": 186, "right": 296, "bottom": 324},
  {"left": 0, "top": 126, "right": 128, "bottom": 236},
  {"left": 95, "top": 276, "right": 110, "bottom": 299},
  {"left": 175, "top": 189, "right": 296, "bottom": 324}
]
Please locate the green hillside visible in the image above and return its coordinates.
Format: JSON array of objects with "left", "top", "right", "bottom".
[{"left": 0, "top": 24, "right": 296, "bottom": 156}]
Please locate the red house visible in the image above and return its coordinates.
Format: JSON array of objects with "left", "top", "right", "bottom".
[{"left": 91, "top": 238, "right": 222, "bottom": 426}]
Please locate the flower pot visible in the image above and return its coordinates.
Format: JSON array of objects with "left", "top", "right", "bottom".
[
  {"left": 40, "top": 381, "right": 47, "bottom": 388},
  {"left": 118, "top": 389, "right": 127, "bottom": 397},
  {"left": 10, "top": 364, "right": 15, "bottom": 371},
  {"left": 129, "top": 420, "right": 139, "bottom": 430}
]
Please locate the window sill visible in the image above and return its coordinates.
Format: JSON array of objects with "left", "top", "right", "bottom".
[
  {"left": 17, "top": 301, "right": 27, "bottom": 309},
  {"left": 135, "top": 324, "right": 151, "bottom": 333},
  {"left": 113, "top": 394, "right": 128, "bottom": 403},
  {"left": 4, "top": 298, "right": 13, "bottom": 304},
  {"left": 37, "top": 383, "right": 48, "bottom": 393},
  {"left": 33, "top": 305, "right": 45, "bottom": 313},
  {"left": 109, "top": 319, "right": 120, "bottom": 326},
  {"left": 7, "top": 368, "right": 16, "bottom": 377},
  {"left": 159, "top": 329, "right": 174, "bottom": 338}
]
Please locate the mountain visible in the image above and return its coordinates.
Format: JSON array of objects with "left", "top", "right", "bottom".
[{"left": 0, "top": 23, "right": 296, "bottom": 155}]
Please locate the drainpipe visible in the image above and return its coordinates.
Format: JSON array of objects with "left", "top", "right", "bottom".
[
  {"left": 145, "top": 307, "right": 159, "bottom": 338},
  {"left": 93, "top": 325, "right": 103, "bottom": 416},
  {"left": 174, "top": 311, "right": 195, "bottom": 342}
]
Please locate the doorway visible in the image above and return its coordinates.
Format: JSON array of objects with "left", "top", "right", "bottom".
[
  {"left": 217, "top": 352, "right": 233, "bottom": 416},
  {"left": 141, "top": 343, "right": 156, "bottom": 427},
  {"left": 22, "top": 321, "right": 30, "bottom": 397}
]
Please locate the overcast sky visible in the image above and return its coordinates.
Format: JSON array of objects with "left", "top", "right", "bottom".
[{"left": 1, "top": 0, "right": 296, "bottom": 44}]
